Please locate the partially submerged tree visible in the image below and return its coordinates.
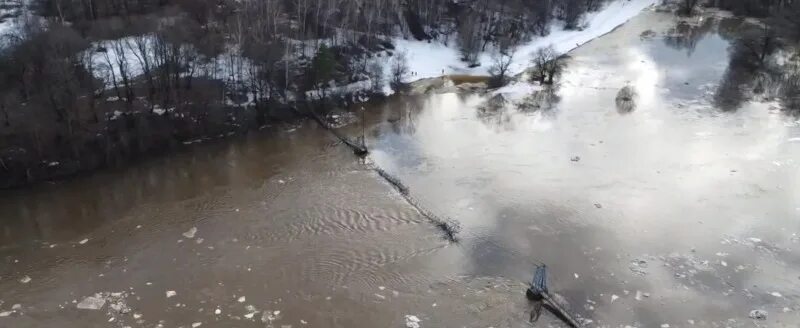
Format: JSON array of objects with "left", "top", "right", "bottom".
[
  {"left": 390, "top": 51, "right": 409, "bottom": 92},
  {"left": 530, "top": 45, "right": 565, "bottom": 84},
  {"left": 488, "top": 47, "right": 515, "bottom": 88}
]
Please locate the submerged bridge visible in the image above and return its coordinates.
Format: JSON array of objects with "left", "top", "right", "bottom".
[{"left": 310, "top": 108, "right": 582, "bottom": 327}]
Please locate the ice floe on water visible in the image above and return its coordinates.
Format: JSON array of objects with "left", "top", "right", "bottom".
[
  {"left": 182, "top": 227, "right": 198, "bottom": 239},
  {"left": 404, "top": 315, "right": 421, "bottom": 328}
]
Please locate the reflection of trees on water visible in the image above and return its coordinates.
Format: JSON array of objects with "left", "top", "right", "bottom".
[
  {"left": 713, "top": 25, "right": 782, "bottom": 111},
  {"left": 515, "top": 86, "right": 560, "bottom": 113},
  {"left": 664, "top": 18, "right": 716, "bottom": 55},
  {"left": 475, "top": 85, "right": 560, "bottom": 130}
]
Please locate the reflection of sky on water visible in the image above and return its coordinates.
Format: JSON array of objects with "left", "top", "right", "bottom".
[{"left": 368, "top": 12, "right": 800, "bottom": 327}]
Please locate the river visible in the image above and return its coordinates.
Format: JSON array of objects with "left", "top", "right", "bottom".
[{"left": 1, "top": 7, "right": 799, "bottom": 328}]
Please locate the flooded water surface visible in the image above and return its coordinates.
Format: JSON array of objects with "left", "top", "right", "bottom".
[{"left": 2, "top": 9, "right": 799, "bottom": 328}]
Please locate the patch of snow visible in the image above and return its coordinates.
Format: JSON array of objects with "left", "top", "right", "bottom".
[{"left": 391, "top": 0, "right": 657, "bottom": 81}]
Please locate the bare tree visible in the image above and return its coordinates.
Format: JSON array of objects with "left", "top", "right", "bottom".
[
  {"left": 366, "top": 60, "right": 384, "bottom": 94},
  {"left": 680, "top": 0, "right": 701, "bottom": 16},
  {"left": 488, "top": 47, "right": 515, "bottom": 88},
  {"left": 530, "top": 45, "right": 564, "bottom": 84},
  {"left": 390, "top": 51, "right": 409, "bottom": 92}
]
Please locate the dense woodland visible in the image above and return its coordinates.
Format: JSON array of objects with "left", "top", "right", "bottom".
[{"left": 0, "top": 0, "right": 799, "bottom": 187}]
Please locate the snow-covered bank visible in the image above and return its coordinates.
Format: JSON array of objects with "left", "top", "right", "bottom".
[{"left": 392, "top": 0, "right": 658, "bottom": 82}]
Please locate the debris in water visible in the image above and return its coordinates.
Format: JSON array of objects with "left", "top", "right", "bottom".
[
  {"left": 571, "top": 156, "right": 581, "bottom": 162},
  {"left": 214, "top": 309, "right": 221, "bottom": 315},
  {"left": 192, "top": 322, "right": 202, "bottom": 328},
  {"left": 635, "top": 291, "right": 643, "bottom": 301},
  {"left": 183, "top": 227, "right": 198, "bottom": 239},
  {"left": 166, "top": 291, "right": 177, "bottom": 298},
  {"left": 611, "top": 294, "right": 619, "bottom": 303},
  {"left": 0, "top": 311, "right": 12, "bottom": 317},
  {"left": 133, "top": 313, "right": 142, "bottom": 319},
  {"left": 19, "top": 276, "right": 31, "bottom": 284},
  {"left": 770, "top": 292, "right": 783, "bottom": 297},
  {"left": 374, "top": 293, "right": 386, "bottom": 300},
  {"left": 300, "top": 319, "right": 308, "bottom": 325},
  {"left": 261, "top": 310, "right": 281, "bottom": 323},
  {"left": 688, "top": 319, "right": 695, "bottom": 325},
  {"left": 378, "top": 286, "right": 386, "bottom": 290},
  {"left": 237, "top": 296, "right": 246, "bottom": 303},
  {"left": 661, "top": 324, "right": 670, "bottom": 328},
  {"left": 77, "top": 295, "right": 106, "bottom": 310},
  {"left": 79, "top": 238, "right": 89, "bottom": 244},
  {"left": 405, "top": 315, "right": 421, "bottom": 328},
  {"left": 629, "top": 259, "right": 648, "bottom": 275},
  {"left": 594, "top": 203, "right": 603, "bottom": 209},
  {"left": 11, "top": 304, "right": 21, "bottom": 311},
  {"left": 574, "top": 273, "right": 579, "bottom": 279},
  {"left": 749, "top": 309, "right": 767, "bottom": 320}
]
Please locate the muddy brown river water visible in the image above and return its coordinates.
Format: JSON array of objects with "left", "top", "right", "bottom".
[{"left": 1, "top": 8, "right": 799, "bottom": 328}]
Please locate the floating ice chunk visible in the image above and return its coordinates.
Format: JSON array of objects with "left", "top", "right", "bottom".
[
  {"left": 0, "top": 311, "right": 12, "bottom": 317},
  {"left": 19, "top": 276, "right": 31, "bottom": 284},
  {"left": 237, "top": 296, "right": 246, "bottom": 303},
  {"left": 77, "top": 295, "right": 106, "bottom": 310},
  {"left": 215, "top": 309, "right": 221, "bottom": 315},
  {"left": 770, "top": 292, "right": 783, "bottom": 297},
  {"left": 378, "top": 286, "right": 385, "bottom": 290},
  {"left": 191, "top": 322, "right": 202, "bottom": 328},
  {"left": 300, "top": 319, "right": 308, "bottom": 325},
  {"left": 133, "top": 313, "right": 142, "bottom": 319},
  {"left": 748, "top": 237, "right": 762, "bottom": 243},
  {"left": 79, "top": 238, "right": 89, "bottom": 245},
  {"left": 166, "top": 291, "right": 177, "bottom": 298},
  {"left": 183, "top": 227, "right": 197, "bottom": 239},
  {"left": 574, "top": 273, "right": 580, "bottom": 279},
  {"left": 11, "top": 304, "right": 21, "bottom": 310},
  {"left": 405, "top": 315, "right": 421, "bottom": 328}
]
